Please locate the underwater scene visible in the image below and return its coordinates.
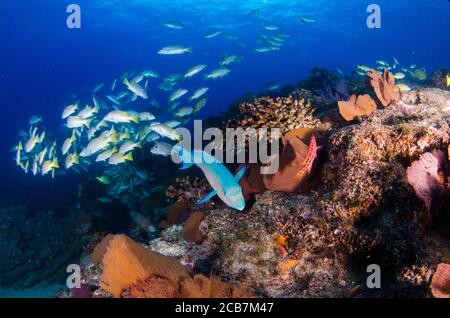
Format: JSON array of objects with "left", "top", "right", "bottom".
[{"left": 0, "top": 0, "right": 449, "bottom": 299}]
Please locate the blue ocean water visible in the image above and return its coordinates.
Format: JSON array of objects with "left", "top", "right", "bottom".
[{"left": 0, "top": 0, "right": 449, "bottom": 204}]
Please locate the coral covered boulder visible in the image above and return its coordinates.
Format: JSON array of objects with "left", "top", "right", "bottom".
[
  {"left": 367, "top": 69, "right": 401, "bottom": 107},
  {"left": 338, "top": 94, "right": 377, "bottom": 121}
]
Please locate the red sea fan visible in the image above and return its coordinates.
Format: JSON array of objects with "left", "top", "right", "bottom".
[{"left": 406, "top": 150, "right": 446, "bottom": 210}]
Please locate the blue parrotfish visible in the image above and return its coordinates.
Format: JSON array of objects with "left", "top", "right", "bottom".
[{"left": 173, "top": 145, "right": 246, "bottom": 211}]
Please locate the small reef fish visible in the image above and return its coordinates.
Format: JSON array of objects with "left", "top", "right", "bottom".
[
  {"left": 151, "top": 142, "right": 173, "bottom": 157},
  {"left": 108, "top": 152, "right": 133, "bottom": 165},
  {"left": 42, "top": 158, "right": 59, "bottom": 175},
  {"left": 150, "top": 123, "right": 182, "bottom": 141},
  {"left": 220, "top": 55, "right": 242, "bottom": 67},
  {"left": 119, "top": 141, "right": 141, "bottom": 154},
  {"left": 25, "top": 128, "right": 42, "bottom": 153},
  {"left": 62, "top": 104, "right": 79, "bottom": 119},
  {"left": 184, "top": 65, "right": 207, "bottom": 79},
  {"left": 141, "top": 70, "right": 159, "bottom": 78},
  {"left": 29, "top": 116, "right": 43, "bottom": 125},
  {"left": 103, "top": 110, "right": 139, "bottom": 124},
  {"left": 61, "top": 129, "right": 77, "bottom": 156},
  {"left": 93, "top": 83, "right": 104, "bottom": 93},
  {"left": 15, "top": 141, "right": 23, "bottom": 166},
  {"left": 157, "top": 46, "right": 192, "bottom": 55},
  {"left": 203, "top": 30, "right": 222, "bottom": 39},
  {"left": 162, "top": 21, "right": 185, "bottom": 30},
  {"left": 299, "top": 16, "right": 316, "bottom": 24},
  {"left": 80, "top": 129, "right": 118, "bottom": 157},
  {"left": 78, "top": 104, "right": 99, "bottom": 119},
  {"left": 65, "top": 153, "right": 79, "bottom": 169},
  {"left": 204, "top": 68, "right": 231, "bottom": 80},
  {"left": 189, "top": 87, "right": 209, "bottom": 101},
  {"left": 175, "top": 107, "right": 194, "bottom": 117},
  {"left": 164, "top": 120, "right": 181, "bottom": 128},
  {"left": 193, "top": 98, "right": 207, "bottom": 113},
  {"left": 173, "top": 145, "right": 246, "bottom": 211},
  {"left": 169, "top": 89, "right": 188, "bottom": 102},
  {"left": 263, "top": 24, "right": 278, "bottom": 31},
  {"left": 123, "top": 78, "right": 148, "bottom": 99},
  {"left": 138, "top": 112, "right": 155, "bottom": 122},
  {"left": 396, "top": 83, "right": 412, "bottom": 92},
  {"left": 67, "top": 116, "right": 91, "bottom": 129},
  {"left": 394, "top": 72, "right": 406, "bottom": 80},
  {"left": 96, "top": 175, "right": 111, "bottom": 184},
  {"left": 96, "top": 147, "right": 118, "bottom": 162}
]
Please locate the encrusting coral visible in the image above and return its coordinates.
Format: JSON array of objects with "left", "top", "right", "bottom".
[
  {"left": 366, "top": 69, "right": 401, "bottom": 107},
  {"left": 338, "top": 94, "right": 377, "bottom": 121}
]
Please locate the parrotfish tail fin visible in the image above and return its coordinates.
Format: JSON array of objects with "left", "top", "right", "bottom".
[
  {"left": 172, "top": 144, "right": 193, "bottom": 170},
  {"left": 84, "top": 119, "right": 92, "bottom": 129},
  {"left": 112, "top": 146, "right": 118, "bottom": 153},
  {"left": 197, "top": 190, "right": 217, "bottom": 205},
  {"left": 74, "top": 154, "right": 79, "bottom": 164},
  {"left": 136, "top": 142, "right": 142, "bottom": 149},
  {"left": 132, "top": 115, "right": 140, "bottom": 124},
  {"left": 125, "top": 152, "right": 134, "bottom": 162},
  {"left": 123, "top": 78, "right": 129, "bottom": 85},
  {"left": 110, "top": 131, "right": 118, "bottom": 143},
  {"left": 180, "top": 162, "right": 193, "bottom": 170},
  {"left": 187, "top": 47, "right": 193, "bottom": 53},
  {"left": 234, "top": 165, "right": 246, "bottom": 182}
]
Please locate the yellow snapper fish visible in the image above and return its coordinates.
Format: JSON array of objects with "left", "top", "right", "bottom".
[
  {"left": 119, "top": 141, "right": 141, "bottom": 154},
  {"left": 80, "top": 129, "right": 118, "bottom": 157},
  {"left": 357, "top": 65, "right": 371, "bottom": 72},
  {"left": 42, "top": 158, "right": 59, "bottom": 175},
  {"left": 150, "top": 123, "right": 182, "bottom": 141},
  {"left": 61, "top": 129, "right": 77, "bottom": 156},
  {"left": 123, "top": 78, "right": 148, "bottom": 99},
  {"left": 103, "top": 110, "right": 139, "bottom": 124},
  {"left": 65, "top": 153, "right": 80, "bottom": 169},
  {"left": 67, "top": 116, "right": 92, "bottom": 129},
  {"left": 78, "top": 104, "right": 99, "bottom": 119},
  {"left": 394, "top": 72, "right": 406, "bottom": 80},
  {"left": 16, "top": 141, "right": 23, "bottom": 166},
  {"left": 108, "top": 152, "right": 133, "bottom": 165},
  {"left": 184, "top": 64, "right": 207, "bottom": 79},
  {"left": 36, "top": 147, "right": 48, "bottom": 165},
  {"left": 32, "top": 159, "right": 38, "bottom": 176},
  {"left": 62, "top": 104, "right": 79, "bottom": 119},
  {"left": 96, "top": 147, "right": 118, "bottom": 162},
  {"left": 396, "top": 83, "right": 412, "bottom": 92},
  {"left": 25, "top": 127, "right": 41, "bottom": 153},
  {"left": 20, "top": 160, "right": 30, "bottom": 174}
]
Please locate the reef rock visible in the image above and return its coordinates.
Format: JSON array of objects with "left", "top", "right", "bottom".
[{"left": 430, "top": 263, "right": 450, "bottom": 298}]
